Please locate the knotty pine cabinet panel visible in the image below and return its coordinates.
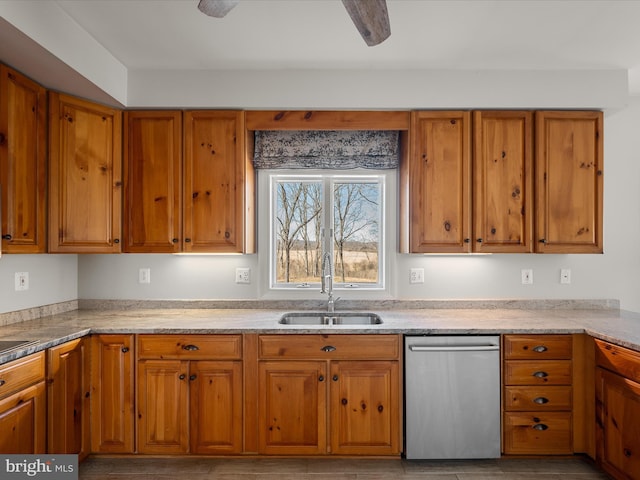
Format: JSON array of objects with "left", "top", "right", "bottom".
[
  {"left": 0, "top": 65, "right": 47, "bottom": 253},
  {"left": 595, "top": 339, "right": 640, "bottom": 480},
  {"left": 124, "top": 110, "right": 182, "bottom": 252},
  {"left": 409, "top": 111, "right": 471, "bottom": 253},
  {"left": 0, "top": 351, "right": 46, "bottom": 454},
  {"left": 90, "top": 335, "right": 135, "bottom": 453},
  {"left": 183, "top": 110, "right": 252, "bottom": 253},
  {"left": 535, "top": 111, "right": 603, "bottom": 253},
  {"left": 49, "top": 92, "right": 122, "bottom": 253},
  {"left": 472, "top": 111, "right": 533, "bottom": 253},
  {"left": 47, "top": 338, "right": 90, "bottom": 458}
]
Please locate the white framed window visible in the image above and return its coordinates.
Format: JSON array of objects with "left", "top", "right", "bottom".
[{"left": 269, "top": 173, "right": 385, "bottom": 290}]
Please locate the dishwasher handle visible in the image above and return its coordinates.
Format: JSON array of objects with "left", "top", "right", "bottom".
[{"left": 408, "top": 344, "right": 500, "bottom": 352}]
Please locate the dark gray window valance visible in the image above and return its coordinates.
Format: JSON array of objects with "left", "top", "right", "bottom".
[{"left": 253, "top": 130, "right": 399, "bottom": 169}]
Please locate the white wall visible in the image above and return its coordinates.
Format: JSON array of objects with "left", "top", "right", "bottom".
[{"left": 0, "top": 255, "right": 78, "bottom": 314}]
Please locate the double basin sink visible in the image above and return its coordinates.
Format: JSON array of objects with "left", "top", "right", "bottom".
[{"left": 279, "top": 311, "right": 383, "bottom": 326}]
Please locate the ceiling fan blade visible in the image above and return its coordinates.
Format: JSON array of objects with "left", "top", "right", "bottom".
[
  {"left": 341, "top": 0, "right": 391, "bottom": 46},
  {"left": 198, "top": 0, "right": 239, "bottom": 18}
]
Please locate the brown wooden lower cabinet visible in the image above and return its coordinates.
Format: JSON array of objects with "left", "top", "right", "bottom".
[
  {"left": 0, "top": 351, "right": 46, "bottom": 454},
  {"left": 90, "top": 334, "right": 135, "bottom": 453},
  {"left": 596, "top": 339, "right": 640, "bottom": 480},
  {"left": 47, "top": 337, "right": 90, "bottom": 459},
  {"left": 136, "top": 335, "right": 243, "bottom": 455},
  {"left": 257, "top": 334, "right": 401, "bottom": 456}
]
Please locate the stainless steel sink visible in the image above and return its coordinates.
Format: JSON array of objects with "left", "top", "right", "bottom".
[{"left": 278, "top": 312, "right": 383, "bottom": 326}]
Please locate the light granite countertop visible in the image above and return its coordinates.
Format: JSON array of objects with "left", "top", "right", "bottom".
[{"left": 1, "top": 299, "right": 639, "bottom": 365}]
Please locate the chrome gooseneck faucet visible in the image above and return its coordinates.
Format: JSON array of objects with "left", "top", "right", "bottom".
[{"left": 320, "top": 251, "right": 338, "bottom": 313}]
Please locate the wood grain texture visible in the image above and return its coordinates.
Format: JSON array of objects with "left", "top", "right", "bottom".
[
  {"left": 245, "top": 110, "right": 410, "bottom": 131},
  {"left": 0, "top": 65, "right": 47, "bottom": 253},
  {"left": 0, "top": 381, "right": 45, "bottom": 454}
]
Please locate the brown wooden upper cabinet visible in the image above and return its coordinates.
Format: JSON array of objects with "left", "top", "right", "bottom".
[
  {"left": 48, "top": 92, "right": 122, "bottom": 253},
  {"left": 124, "top": 111, "right": 182, "bottom": 253},
  {"left": 183, "top": 110, "right": 253, "bottom": 253},
  {"left": 404, "top": 109, "right": 602, "bottom": 254},
  {"left": 535, "top": 111, "right": 603, "bottom": 253},
  {"left": 408, "top": 111, "right": 472, "bottom": 253},
  {"left": 124, "top": 110, "right": 254, "bottom": 253},
  {"left": 473, "top": 111, "right": 533, "bottom": 253},
  {"left": 0, "top": 65, "right": 47, "bottom": 253}
]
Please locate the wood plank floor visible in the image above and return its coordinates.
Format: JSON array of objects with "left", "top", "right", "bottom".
[{"left": 79, "top": 456, "right": 611, "bottom": 479}]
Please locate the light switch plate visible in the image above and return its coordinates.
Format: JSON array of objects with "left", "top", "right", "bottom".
[{"left": 15, "top": 272, "right": 29, "bottom": 291}]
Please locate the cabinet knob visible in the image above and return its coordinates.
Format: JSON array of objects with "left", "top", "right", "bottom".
[
  {"left": 463, "top": 238, "right": 470, "bottom": 243},
  {"left": 532, "top": 371, "right": 548, "bottom": 378},
  {"left": 318, "top": 375, "right": 324, "bottom": 382},
  {"left": 189, "top": 374, "right": 197, "bottom": 381},
  {"left": 476, "top": 238, "right": 482, "bottom": 243},
  {"left": 539, "top": 239, "right": 547, "bottom": 244},
  {"left": 179, "top": 374, "right": 186, "bottom": 380},
  {"left": 172, "top": 238, "right": 179, "bottom": 243},
  {"left": 321, "top": 345, "right": 336, "bottom": 352},
  {"left": 121, "top": 347, "right": 129, "bottom": 353},
  {"left": 1, "top": 234, "right": 11, "bottom": 240},
  {"left": 185, "top": 238, "right": 191, "bottom": 243},
  {"left": 182, "top": 344, "right": 199, "bottom": 351},
  {"left": 532, "top": 345, "right": 548, "bottom": 353},
  {"left": 533, "top": 397, "right": 549, "bottom": 405},
  {"left": 0, "top": 379, "right": 5, "bottom": 387},
  {"left": 532, "top": 423, "right": 548, "bottom": 431},
  {"left": 624, "top": 448, "right": 632, "bottom": 458},
  {"left": 0, "top": 132, "right": 5, "bottom": 145},
  {"left": 114, "top": 239, "right": 120, "bottom": 244},
  {"left": 332, "top": 375, "right": 339, "bottom": 382},
  {"left": 224, "top": 231, "right": 230, "bottom": 239}
]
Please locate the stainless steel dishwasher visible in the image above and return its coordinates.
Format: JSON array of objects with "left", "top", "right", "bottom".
[{"left": 404, "top": 335, "right": 501, "bottom": 459}]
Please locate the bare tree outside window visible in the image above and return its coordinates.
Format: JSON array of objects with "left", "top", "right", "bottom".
[{"left": 272, "top": 175, "right": 383, "bottom": 289}]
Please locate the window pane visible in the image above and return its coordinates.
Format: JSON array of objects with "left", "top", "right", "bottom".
[
  {"left": 333, "top": 181, "right": 381, "bottom": 285},
  {"left": 274, "top": 180, "right": 323, "bottom": 284}
]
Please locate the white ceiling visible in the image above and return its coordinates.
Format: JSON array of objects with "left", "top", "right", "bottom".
[{"left": 53, "top": 0, "right": 640, "bottom": 74}]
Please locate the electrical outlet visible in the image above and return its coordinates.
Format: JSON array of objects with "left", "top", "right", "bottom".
[
  {"left": 521, "top": 269, "right": 533, "bottom": 285},
  {"left": 139, "top": 268, "right": 151, "bottom": 284},
  {"left": 410, "top": 268, "right": 425, "bottom": 284},
  {"left": 15, "top": 272, "right": 29, "bottom": 291},
  {"left": 236, "top": 267, "right": 251, "bottom": 284},
  {"left": 560, "top": 268, "right": 571, "bottom": 284}
]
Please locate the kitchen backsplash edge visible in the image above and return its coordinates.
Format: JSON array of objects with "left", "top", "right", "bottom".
[{"left": 0, "top": 300, "right": 78, "bottom": 327}]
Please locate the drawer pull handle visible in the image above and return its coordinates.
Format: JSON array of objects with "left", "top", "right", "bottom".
[
  {"left": 532, "top": 371, "right": 548, "bottom": 378},
  {"left": 532, "top": 345, "right": 548, "bottom": 353},
  {"left": 321, "top": 345, "right": 336, "bottom": 352},
  {"left": 533, "top": 397, "right": 549, "bottom": 404},
  {"left": 182, "top": 344, "right": 199, "bottom": 351},
  {"left": 532, "top": 424, "right": 548, "bottom": 431},
  {"left": 0, "top": 379, "right": 5, "bottom": 387}
]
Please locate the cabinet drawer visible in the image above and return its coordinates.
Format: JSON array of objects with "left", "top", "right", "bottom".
[
  {"left": 504, "top": 360, "right": 572, "bottom": 385},
  {"left": 137, "top": 335, "right": 242, "bottom": 360},
  {"left": 595, "top": 339, "right": 640, "bottom": 384},
  {"left": 0, "top": 351, "right": 45, "bottom": 400},
  {"left": 504, "top": 335, "right": 572, "bottom": 360},
  {"left": 503, "top": 411, "right": 572, "bottom": 454},
  {"left": 258, "top": 335, "right": 399, "bottom": 360},
  {"left": 504, "top": 386, "right": 572, "bottom": 411}
]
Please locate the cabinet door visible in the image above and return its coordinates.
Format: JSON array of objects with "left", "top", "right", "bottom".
[
  {"left": 535, "top": 111, "right": 603, "bottom": 253},
  {"left": 258, "top": 361, "right": 327, "bottom": 455},
  {"left": 183, "top": 110, "right": 249, "bottom": 253},
  {"left": 0, "top": 65, "right": 47, "bottom": 253},
  {"left": 0, "top": 381, "right": 45, "bottom": 453},
  {"left": 138, "top": 360, "right": 189, "bottom": 454},
  {"left": 190, "top": 361, "right": 243, "bottom": 454},
  {"left": 330, "top": 361, "right": 399, "bottom": 455},
  {"left": 473, "top": 111, "right": 533, "bottom": 253},
  {"left": 597, "top": 367, "right": 640, "bottom": 480},
  {"left": 409, "top": 111, "right": 471, "bottom": 253},
  {"left": 90, "top": 335, "right": 134, "bottom": 453},
  {"left": 124, "top": 111, "right": 182, "bottom": 252},
  {"left": 49, "top": 92, "right": 122, "bottom": 252},
  {"left": 47, "top": 338, "right": 90, "bottom": 458}
]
